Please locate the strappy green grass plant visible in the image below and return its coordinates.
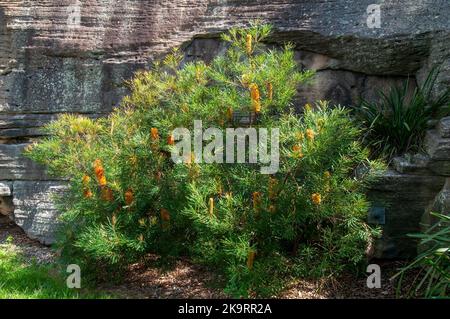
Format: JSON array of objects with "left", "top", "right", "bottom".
[{"left": 355, "top": 68, "right": 450, "bottom": 161}]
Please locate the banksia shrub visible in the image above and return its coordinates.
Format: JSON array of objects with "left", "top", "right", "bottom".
[{"left": 26, "top": 22, "right": 383, "bottom": 297}]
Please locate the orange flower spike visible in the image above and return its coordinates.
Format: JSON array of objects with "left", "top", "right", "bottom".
[
  {"left": 250, "top": 83, "right": 261, "bottom": 113},
  {"left": 83, "top": 189, "right": 93, "bottom": 199},
  {"left": 209, "top": 197, "right": 214, "bottom": 217},
  {"left": 82, "top": 175, "right": 90, "bottom": 186},
  {"left": 227, "top": 107, "right": 233, "bottom": 122},
  {"left": 151, "top": 128, "right": 159, "bottom": 141},
  {"left": 125, "top": 189, "right": 134, "bottom": 205},
  {"left": 149, "top": 216, "right": 158, "bottom": 225},
  {"left": 292, "top": 144, "right": 304, "bottom": 159},
  {"left": 252, "top": 192, "right": 261, "bottom": 213},
  {"left": 93, "top": 159, "right": 107, "bottom": 186},
  {"left": 324, "top": 171, "right": 331, "bottom": 192},
  {"left": 160, "top": 208, "right": 171, "bottom": 222},
  {"left": 184, "top": 153, "right": 192, "bottom": 165},
  {"left": 98, "top": 175, "right": 107, "bottom": 187},
  {"left": 101, "top": 187, "right": 114, "bottom": 202},
  {"left": 267, "top": 82, "right": 273, "bottom": 101},
  {"left": 93, "top": 159, "right": 104, "bottom": 177},
  {"left": 130, "top": 155, "right": 138, "bottom": 167},
  {"left": 247, "top": 250, "right": 256, "bottom": 270},
  {"left": 268, "top": 177, "right": 278, "bottom": 200},
  {"left": 241, "top": 74, "right": 250, "bottom": 88},
  {"left": 111, "top": 213, "right": 117, "bottom": 226},
  {"left": 167, "top": 134, "right": 175, "bottom": 146},
  {"left": 181, "top": 103, "right": 189, "bottom": 113},
  {"left": 195, "top": 66, "right": 201, "bottom": 83},
  {"left": 311, "top": 193, "right": 322, "bottom": 205},
  {"left": 246, "top": 34, "right": 252, "bottom": 55},
  {"left": 296, "top": 132, "right": 305, "bottom": 142},
  {"left": 306, "top": 129, "right": 315, "bottom": 142}
]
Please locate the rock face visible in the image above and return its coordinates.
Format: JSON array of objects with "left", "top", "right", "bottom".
[
  {"left": 0, "top": 0, "right": 449, "bottom": 249},
  {"left": 369, "top": 117, "right": 450, "bottom": 258},
  {"left": 12, "top": 181, "right": 67, "bottom": 245}
]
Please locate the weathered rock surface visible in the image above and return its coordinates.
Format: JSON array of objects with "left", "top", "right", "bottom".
[
  {"left": 12, "top": 181, "right": 67, "bottom": 245},
  {"left": 0, "top": 0, "right": 448, "bottom": 248},
  {"left": 369, "top": 170, "right": 446, "bottom": 258},
  {"left": 0, "top": 181, "right": 13, "bottom": 216},
  {"left": 0, "top": 143, "right": 49, "bottom": 180}
]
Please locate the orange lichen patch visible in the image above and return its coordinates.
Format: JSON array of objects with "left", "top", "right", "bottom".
[
  {"left": 250, "top": 83, "right": 261, "bottom": 113},
  {"left": 247, "top": 250, "right": 256, "bottom": 269},
  {"left": 311, "top": 193, "right": 322, "bottom": 205}
]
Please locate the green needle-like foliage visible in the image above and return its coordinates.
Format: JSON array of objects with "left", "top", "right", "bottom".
[{"left": 27, "top": 23, "right": 383, "bottom": 297}]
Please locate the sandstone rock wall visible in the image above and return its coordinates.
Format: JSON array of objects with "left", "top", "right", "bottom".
[{"left": 0, "top": 1, "right": 449, "bottom": 251}]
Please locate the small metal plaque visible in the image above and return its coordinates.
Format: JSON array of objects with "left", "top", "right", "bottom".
[{"left": 233, "top": 111, "right": 260, "bottom": 126}]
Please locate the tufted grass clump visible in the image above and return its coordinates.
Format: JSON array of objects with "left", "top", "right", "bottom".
[{"left": 0, "top": 243, "right": 108, "bottom": 299}]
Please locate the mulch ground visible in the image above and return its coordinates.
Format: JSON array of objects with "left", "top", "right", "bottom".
[{"left": 0, "top": 215, "right": 415, "bottom": 299}]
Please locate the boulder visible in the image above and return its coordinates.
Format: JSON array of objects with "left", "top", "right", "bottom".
[{"left": 12, "top": 181, "right": 67, "bottom": 245}]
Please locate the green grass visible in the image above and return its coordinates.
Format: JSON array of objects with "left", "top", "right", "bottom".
[{"left": 0, "top": 245, "right": 109, "bottom": 299}]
